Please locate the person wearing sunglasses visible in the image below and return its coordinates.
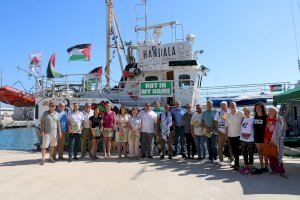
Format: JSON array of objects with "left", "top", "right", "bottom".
[{"left": 40, "top": 101, "right": 61, "bottom": 165}]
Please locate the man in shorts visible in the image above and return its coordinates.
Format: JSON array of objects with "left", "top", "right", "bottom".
[{"left": 40, "top": 101, "right": 61, "bottom": 165}]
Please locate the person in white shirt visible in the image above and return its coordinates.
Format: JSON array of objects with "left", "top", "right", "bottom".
[
  {"left": 128, "top": 107, "right": 141, "bottom": 158},
  {"left": 214, "top": 101, "right": 233, "bottom": 162},
  {"left": 225, "top": 101, "right": 244, "bottom": 170},
  {"left": 240, "top": 107, "right": 255, "bottom": 167},
  {"left": 81, "top": 103, "right": 94, "bottom": 158},
  {"left": 67, "top": 102, "right": 84, "bottom": 162},
  {"left": 191, "top": 105, "right": 207, "bottom": 160},
  {"left": 138, "top": 102, "right": 157, "bottom": 159}
]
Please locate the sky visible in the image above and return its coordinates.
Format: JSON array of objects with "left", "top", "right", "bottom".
[{"left": 0, "top": 0, "right": 300, "bottom": 92}]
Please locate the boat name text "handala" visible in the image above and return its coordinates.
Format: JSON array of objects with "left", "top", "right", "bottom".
[{"left": 143, "top": 46, "right": 176, "bottom": 59}]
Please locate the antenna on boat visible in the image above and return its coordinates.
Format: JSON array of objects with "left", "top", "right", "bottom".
[
  {"left": 105, "top": 0, "right": 126, "bottom": 89},
  {"left": 290, "top": 0, "right": 300, "bottom": 72}
]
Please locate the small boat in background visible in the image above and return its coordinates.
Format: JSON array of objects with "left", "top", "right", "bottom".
[{"left": 0, "top": 86, "right": 35, "bottom": 107}]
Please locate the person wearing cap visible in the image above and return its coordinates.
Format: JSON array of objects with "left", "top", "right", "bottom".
[
  {"left": 138, "top": 102, "right": 157, "bottom": 159},
  {"left": 81, "top": 103, "right": 94, "bottom": 158},
  {"left": 171, "top": 100, "right": 187, "bottom": 158},
  {"left": 182, "top": 104, "right": 196, "bottom": 159},
  {"left": 40, "top": 101, "right": 61, "bottom": 165},
  {"left": 214, "top": 101, "right": 233, "bottom": 163}
]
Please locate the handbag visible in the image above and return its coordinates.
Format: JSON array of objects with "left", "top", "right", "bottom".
[{"left": 263, "top": 139, "right": 278, "bottom": 157}]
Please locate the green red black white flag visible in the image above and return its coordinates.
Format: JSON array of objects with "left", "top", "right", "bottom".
[
  {"left": 67, "top": 44, "right": 91, "bottom": 61},
  {"left": 29, "top": 52, "right": 42, "bottom": 73},
  {"left": 46, "top": 53, "right": 64, "bottom": 78}
]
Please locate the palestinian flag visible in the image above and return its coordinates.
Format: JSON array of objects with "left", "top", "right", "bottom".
[
  {"left": 89, "top": 67, "right": 102, "bottom": 77},
  {"left": 270, "top": 84, "right": 283, "bottom": 92},
  {"left": 67, "top": 44, "right": 91, "bottom": 61},
  {"left": 46, "top": 53, "right": 64, "bottom": 78}
]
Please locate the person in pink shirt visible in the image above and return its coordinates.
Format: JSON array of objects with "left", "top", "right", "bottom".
[{"left": 102, "top": 103, "right": 116, "bottom": 158}]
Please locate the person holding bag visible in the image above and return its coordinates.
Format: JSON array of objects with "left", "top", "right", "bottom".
[
  {"left": 89, "top": 108, "right": 103, "bottom": 160},
  {"left": 263, "top": 106, "right": 288, "bottom": 178}
]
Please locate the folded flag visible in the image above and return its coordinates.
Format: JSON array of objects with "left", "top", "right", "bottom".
[
  {"left": 46, "top": 53, "right": 64, "bottom": 78},
  {"left": 67, "top": 44, "right": 91, "bottom": 61},
  {"left": 89, "top": 66, "right": 102, "bottom": 77}
]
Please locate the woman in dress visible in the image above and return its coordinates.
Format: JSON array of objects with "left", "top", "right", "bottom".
[
  {"left": 89, "top": 108, "right": 103, "bottom": 159},
  {"left": 115, "top": 105, "right": 129, "bottom": 158},
  {"left": 102, "top": 103, "right": 116, "bottom": 158},
  {"left": 253, "top": 102, "right": 268, "bottom": 172},
  {"left": 263, "top": 106, "right": 287, "bottom": 178},
  {"left": 128, "top": 107, "right": 141, "bottom": 158}
]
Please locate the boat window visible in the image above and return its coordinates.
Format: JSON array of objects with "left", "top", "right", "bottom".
[
  {"left": 179, "top": 74, "right": 190, "bottom": 88},
  {"left": 145, "top": 76, "right": 158, "bottom": 81},
  {"left": 294, "top": 106, "right": 298, "bottom": 120}
]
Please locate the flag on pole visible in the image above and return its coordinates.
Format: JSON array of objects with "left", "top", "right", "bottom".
[
  {"left": 46, "top": 53, "right": 64, "bottom": 78},
  {"left": 67, "top": 44, "right": 91, "bottom": 61},
  {"left": 29, "top": 52, "right": 42, "bottom": 73},
  {"left": 270, "top": 84, "right": 283, "bottom": 92},
  {"left": 89, "top": 67, "right": 102, "bottom": 77}
]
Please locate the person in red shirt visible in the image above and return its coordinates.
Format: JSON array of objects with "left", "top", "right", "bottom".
[{"left": 264, "top": 106, "right": 287, "bottom": 178}]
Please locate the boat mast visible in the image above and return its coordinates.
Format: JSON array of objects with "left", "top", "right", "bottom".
[{"left": 105, "top": 0, "right": 126, "bottom": 89}]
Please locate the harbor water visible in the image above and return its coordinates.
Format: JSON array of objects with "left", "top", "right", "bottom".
[{"left": 0, "top": 128, "right": 38, "bottom": 150}]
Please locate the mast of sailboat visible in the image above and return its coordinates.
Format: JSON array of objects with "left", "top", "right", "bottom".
[{"left": 105, "top": 0, "right": 126, "bottom": 89}]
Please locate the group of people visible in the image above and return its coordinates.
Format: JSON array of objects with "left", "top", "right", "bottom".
[{"left": 39, "top": 99, "right": 287, "bottom": 178}]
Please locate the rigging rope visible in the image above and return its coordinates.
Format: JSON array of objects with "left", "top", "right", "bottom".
[{"left": 290, "top": 0, "right": 300, "bottom": 71}]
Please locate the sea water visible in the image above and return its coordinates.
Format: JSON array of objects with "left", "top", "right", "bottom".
[{"left": 0, "top": 128, "right": 38, "bottom": 150}]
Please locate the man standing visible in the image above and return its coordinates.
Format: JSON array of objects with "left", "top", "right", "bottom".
[
  {"left": 152, "top": 100, "right": 164, "bottom": 155},
  {"left": 214, "top": 101, "right": 233, "bottom": 163},
  {"left": 81, "top": 103, "right": 94, "bottom": 158},
  {"left": 40, "top": 101, "right": 61, "bottom": 165},
  {"left": 182, "top": 104, "right": 196, "bottom": 159},
  {"left": 56, "top": 102, "right": 68, "bottom": 160},
  {"left": 171, "top": 100, "right": 187, "bottom": 158},
  {"left": 159, "top": 104, "right": 173, "bottom": 159},
  {"left": 138, "top": 102, "right": 157, "bottom": 159},
  {"left": 225, "top": 101, "right": 244, "bottom": 170},
  {"left": 191, "top": 105, "right": 206, "bottom": 160},
  {"left": 67, "top": 102, "right": 84, "bottom": 162},
  {"left": 201, "top": 100, "right": 218, "bottom": 164}
]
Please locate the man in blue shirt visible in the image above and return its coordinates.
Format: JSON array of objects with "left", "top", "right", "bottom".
[
  {"left": 201, "top": 100, "right": 218, "bottom": 164},
  {"left": 55, "top": 102, "right": 68, "bottom": 160},
  {"left": 171, "top": 100, "right": 187, "bottom": 158}
]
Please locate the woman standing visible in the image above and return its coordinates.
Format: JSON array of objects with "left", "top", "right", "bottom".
[
  {"left": 116, "top": 106, "right": 129, "bottom": 158},
  {"left": 240, "top": 107, "right": 255, "bottom": 168},
  {"left": 253, "top": 102, "right": 268, "bottom": 172},
  {"left": 263, "top": 106, "right": 287, "bottom": 178},
  {"left": 128, "top": 107, "right": 141, "bottom": 158},
  {"left": 102, "top": 103, "right": 116, "bottom": 158},
  {"left": 89, "top": 108, "right": 103, "bottom": 159}
]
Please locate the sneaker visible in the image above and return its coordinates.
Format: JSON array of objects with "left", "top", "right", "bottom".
[
  {"left": 213, "top": 159, "right": 220, "bottom": 165},
  {"left": 202, "top": 158, "right": 209, "bottom": 164},
  {"left": 261, "top": 167, "right": 269, "bottom": 173},
  {"left": 168, "top": 155, "right": 172, "bottom": 160},
  {"left": 48, "top": 158, "right": 56, "bottom": 163},
  {"left": 68, "top": 158, "right": 72, "bottom": 162},
  {"left": 39, "top": 160, "right": 45, "bottom": 165},
  {"left": 74, "top": 157, "right": 79, "bottom": 161},
  {"left": 160, "top": 155, "right": 165, "bottom": 159}
]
